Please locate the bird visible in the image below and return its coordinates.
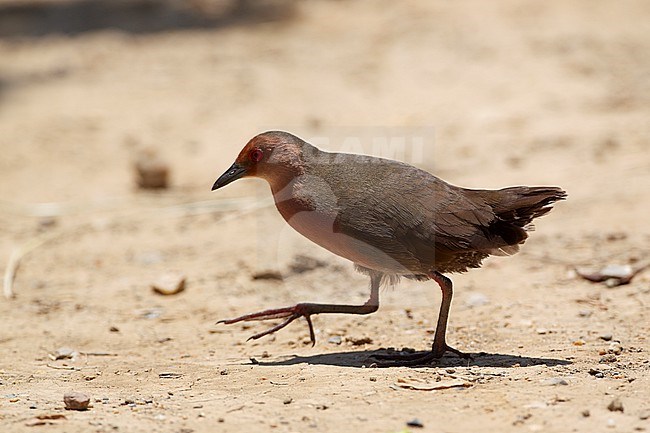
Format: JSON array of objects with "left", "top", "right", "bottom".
[{"left": 212, "top": 131, "right": 566, "bottom": 365}]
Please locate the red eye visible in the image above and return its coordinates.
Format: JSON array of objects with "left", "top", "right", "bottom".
[{"left": 250, "top": 148, "right": 263, "bottom": 162}]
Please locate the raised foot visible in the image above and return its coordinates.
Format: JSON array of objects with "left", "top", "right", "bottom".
[
  {"left": 217, "top": 304, "right": 316, "bottom": 345},
  {"left": 372, "top": 344, "right": 473, "bottom": 367}
]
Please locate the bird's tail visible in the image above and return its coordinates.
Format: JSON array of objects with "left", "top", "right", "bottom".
[
  {"left": 468, "top": 186, "right": 567, "bottom": 255},
  {"left": 489, "top": 186, "right": 567, "bottom": 229}
]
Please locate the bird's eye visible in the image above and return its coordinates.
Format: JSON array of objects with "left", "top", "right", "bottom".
[{"left": 250, "top": 148, "right": 263, "bottom": 162}]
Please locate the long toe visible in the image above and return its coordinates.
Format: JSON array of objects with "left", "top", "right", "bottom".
[
  {"left": 217, "top": 306, "right": 300, "bottom": 324},
  {"left": 439, "top": 344, "right": 473, "bottom": 360},
  {"left": 373, "top": 351, "right": 441, "bottom": 367},
  {"left": 372, "top": 345, "right": 473, "bottom": 367},
  {"left": 218, "top": 304, "right": 316, "bottom": 344}
]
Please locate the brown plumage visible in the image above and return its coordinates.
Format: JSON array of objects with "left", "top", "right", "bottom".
[{"left": 212, "top": 131, "right": 566, "bottom": 364}]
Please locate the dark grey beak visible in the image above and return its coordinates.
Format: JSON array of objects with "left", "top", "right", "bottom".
[{"left": 212, "top": 163, "right": 247, "bottom": 190}]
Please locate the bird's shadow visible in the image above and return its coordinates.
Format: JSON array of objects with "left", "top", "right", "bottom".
[{"left": 253, "top": 349, "right": 572, "bottom": 369}]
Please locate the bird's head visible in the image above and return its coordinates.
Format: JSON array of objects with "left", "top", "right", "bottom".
[{"left": 212, "top": 131, "right": 312, "bottom": 191}]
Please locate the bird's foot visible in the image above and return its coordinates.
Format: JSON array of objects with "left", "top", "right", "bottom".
[
  {"left": 372, "top": 344, "right": 472, "bottom": 367},
  {"left": 217, "top": 304, "right": 316, "bottom": 345}
]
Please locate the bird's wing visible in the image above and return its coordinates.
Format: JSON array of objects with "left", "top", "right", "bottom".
[{"left": 321, "top": 156, "right": 521, "bottom": 270}]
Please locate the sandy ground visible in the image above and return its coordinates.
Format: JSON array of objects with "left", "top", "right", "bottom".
[{"left": 1, "top": 0, "right": 650, "bottom": 432}]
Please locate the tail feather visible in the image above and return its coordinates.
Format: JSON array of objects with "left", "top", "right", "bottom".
[
  {"left": 491, "top": 186, "right": 567, "bottom": 228},
  {"left": 469, "top": 186, "right": 566, "bottom": 254}
]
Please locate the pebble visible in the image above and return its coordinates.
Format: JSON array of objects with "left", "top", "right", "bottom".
[
  {"left": 52, "top": 347, "right": 76, "bottom": 360},
  {"left": 607, "top": 342, "right": 623, "bottom": 355},
  {"left": 328, "top": 336, "right": 342, "bottom": 345},
  {"left": 581, "top": 409, "right": 590, "bottom": 417},
  {"left": 406, "top": 418, "right": 424, "bottom": 428},
  {"left": 600, "top": 354, "right": 617, "bottom": 363},
  {"left": 543, "top": 377, "right": 568, "bottom": 386},
  {"left": 64, "top": 392, "right": 90, "bottom": 411},
  {"left": 607, "top": 398, "right": 624, "bottom": 413},
  {"left": 135, "top": 151, "right": 169, "bottom": 189},
  {"left": 465, "top": 292, "right": 489, "bottom": 308},
  {"left": 251, "top": 270, "right": 283, "bottom": 281},
  {"left": 288, "top": 254, "right": 328, "bottom": 274},
  {"left": 639, "top": 410, "right": 650, "bottom": 420},
  {"left": 151, "top": 273, "right": 186, "bottom": 296},
  {"left": 346, "top": 336, "right": 373, "bottom": 346},
  {"left": 589, "top": 368, "right": 604, "bottom": 378},
  {"left": 600, "top": 334, "right": 613, "bottom": 341},
  {"left": 283, "top": 397, "right": 293, "bottom": 405}
]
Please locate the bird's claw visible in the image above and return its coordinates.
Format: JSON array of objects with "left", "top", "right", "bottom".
[
  {"left": 217, "top": 304, "right": 316, "bottom": 346},
  {"left": 372, "top": 344, "right": 472, "bottom": 367}
]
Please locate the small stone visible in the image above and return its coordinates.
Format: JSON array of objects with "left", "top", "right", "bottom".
[
  {"left": 536, "top": 328, "right": 548, "bottom": 335},
  {"left": 582, "top": 409, "right": 590, "bottom": 417},
  {"left": 220, "top": 369, "right": 229, "bottom": 375},
  {"left": 607, "top": 398, "right": 624, "bottom": 413},
  {"left": 346, "top": 336, "right": 373, "bottom": 346},
  {"left": 578, "top": 310, "right": 593, "bottom": 318},
  {"left": 639, "top": 410, "right": 650, "bottom": 420},
  {"left": 64, "top": 392, "right": 90, "bottom": 411},
  {"left": 607, "top": 342, "right": 623, "bottom": 355},
  {"left": 328, "top": 336, "right": 342, "bottom": 345},
  {"left": 38, "top": 216, "right": 57, "bottom": 230},
  {"left": 406, "top": 418, "right": 424, "bottom": 428},
  {"left": 109, "top": 326, "right": 120, "bottom": 333},
  {"left": 600, "top": 354, "right": 617, "bottom": 363},
  {"left": 600, "top": 334, "right": 613, "bottom": 341},
  {"left": 543, "top": 377, "right": 568, "bottom": 386},
  {"left": 589, "top": 368, "right": 604, "bottom": 378},
  {"left": 151, "top": 273, "right": 186, "bottom": 296},
  {"left": 606, "top": 418, "right": 616, "bottom": 428},
  {"left": 251, "top": 269, "right": 283, "bottom": 281},
  {"left": 52, "top": 347, "right": 76, "bottom": 360},
  {"left": 283, "top": 397, "right": 293, "bottom": 405},
  {"left": 135, "top": 150, "right": 169, "bottom": 189},
  {"left": 465, "top": 292, "right": 489, "bottom": 308},
  {"left": 573, "top": 339, "right": 586, "bottom": 346},
  {"left": 288, "top": 254, "right": 328, "bottom": 274}
]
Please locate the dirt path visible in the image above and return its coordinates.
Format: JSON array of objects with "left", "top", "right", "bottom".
[{"left": 1, "top": 1, "right": 649, "bottom": 432}]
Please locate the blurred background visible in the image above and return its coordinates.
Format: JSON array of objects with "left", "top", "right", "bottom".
[
  {"left": 1, "top": 1, "right": 649, "bottom": 431},
  {"left": 1, "top": 0, "right": 648, "bottom": 211}
]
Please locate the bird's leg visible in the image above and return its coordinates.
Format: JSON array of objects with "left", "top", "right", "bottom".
[
  {"left": 428, "top": 272, "right": 469, "bottom": 358},
  {"left": 218, "top": 273, "right": 382, "bottom": 345},
  {"left": 374, "top": 272, "right": 470, "bottom": 366}
]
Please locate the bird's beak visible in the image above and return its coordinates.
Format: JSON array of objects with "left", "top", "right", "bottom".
[{"left": 212, "top": 162, "right": 247, "bottom": 191}]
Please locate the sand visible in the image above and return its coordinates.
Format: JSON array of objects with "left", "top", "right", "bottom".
[{"left": 1, "top": 1, "right": 649, "bottom": 432}]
